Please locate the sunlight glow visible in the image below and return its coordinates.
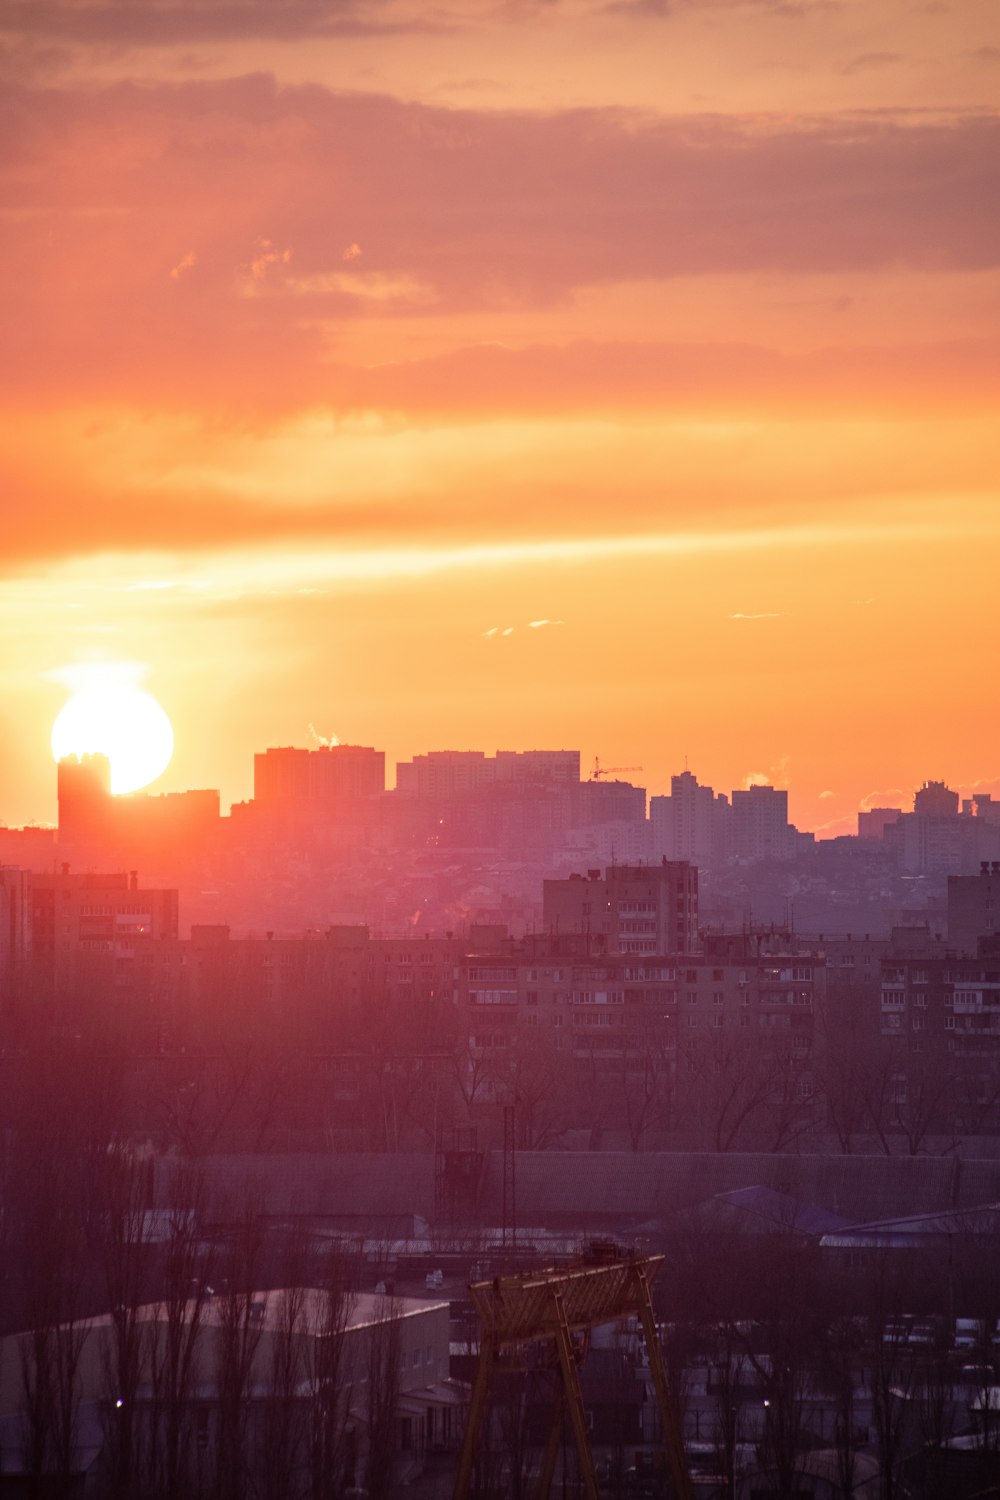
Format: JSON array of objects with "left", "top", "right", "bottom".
[{"left": 51, "top": 668, "right": 174, "bottom": 794}]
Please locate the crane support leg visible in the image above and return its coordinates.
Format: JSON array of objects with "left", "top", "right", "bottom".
[
  {"left": 453, "top": 1338, "right": 496, "bottom": 1500},
  {"left": 534, "top": 1384, "right": 565, "bottom": 1500},
  {"left": 632, "top": 1265, "right": 691, "bottom": 1500},
  {"left": 551, "top": 1290, "right": 600, "bottom": 1500}
]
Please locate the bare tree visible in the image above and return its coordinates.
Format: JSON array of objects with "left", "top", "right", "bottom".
[
  {"left": 255, "top": 1234, "right": 309, "bottom": 1500},
  {"left": 864, "top": 1252, "right": 922, "bottom": 1500},
  {"left": 365, "top": 1293, "right": 401, "bottom": 1500},
  {"left": 11, "top": 1044, "right": 104, "bottom": 1496},
  {"left": 96, "top": 1139, "right": 156, "bottom": 1500},
  {"left": 213, "top": 1193, "right": 267, "bottom": 1500},
  {"left": 306, "top": 1246, "right": 357, "bottom": 1500},
  {"left": 146, "top": 1163, "right": 215, "bottom": 1499}
]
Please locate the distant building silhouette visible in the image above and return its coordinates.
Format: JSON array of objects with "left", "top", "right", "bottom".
[
  {"left": 649, "top": 770, "right": 730, "bottom": 865},
  {"left": 57, "top": 752, "right": 111, "bottom": 844},
  {"left": 254, "top": 743, "right": 385, "bottom": 805},
  {"left": 543, "top": 860, "right": 698, "bottom": 955},
  {"left": 730, "top": 784, "right": 796, "bottom": 861},
  {"left": 913, "top": 779, "right": 960, "bottom": 818},
  {"left": 395, "top": 749, "right": 579, "bottom": 797},
  {"left": 948, "top": 862, "right": 1000, "bottom": 955},
  {"left": 857, "top": 807, "right": 902, "bottom": 839}
]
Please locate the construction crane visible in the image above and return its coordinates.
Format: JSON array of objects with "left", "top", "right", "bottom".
[
  {"left": 591, "top": 756, "right": 643, "bottom": 781},
  {"left": 452, "top": 1251, "right": 692, "bottom": 1500}
]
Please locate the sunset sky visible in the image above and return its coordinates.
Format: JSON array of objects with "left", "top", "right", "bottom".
[{"left": 2, "top": 0, "right": 998, "bottom": 834}]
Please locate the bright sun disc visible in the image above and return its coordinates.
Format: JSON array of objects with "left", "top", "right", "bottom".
[{"left": 51, "top": 682, "right": 174, "bottom": 794}]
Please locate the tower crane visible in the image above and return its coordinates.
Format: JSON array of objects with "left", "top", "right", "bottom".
[{"left": 591, "top": 757, "right": 643, "bottom": 781}]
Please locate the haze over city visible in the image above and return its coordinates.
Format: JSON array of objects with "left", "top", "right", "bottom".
[
  {"left": 1, "top": 0, "right": 998, "bottom": 836},
  {"left": 3, "top": 1, "right": 1000, "bottom": 1497}
]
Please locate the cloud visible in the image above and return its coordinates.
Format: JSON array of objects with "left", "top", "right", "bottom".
[
  {"left": 246, "top": 238, "right": 293, "bottom": 283},
  {"left": 0, "top": 1, "right": 434, "bottom": 47},
  {"left": 743, "top": 755, "right": 791, "bottom": 790},
  {"left": 728, "top": 611, "right": 782, "bottom": 619},
  {"left": 341, "top": 242, "right": 363, "bottom": 261},
  {"left": 169, "top": 250, "right": 197, "bottom": 279},
  {"left": 603, "top": 0, "right": 671, "bottom": 17},
  {"left": 841, "top": 51, "right": 904, "bottom": 76},
  {"left": 288, "top": 270, "right": 433, "bottom": 304},
  {"left": 2, "top": 75, "right": 998, "bottom": 411},
  {"left": 819, "top": 789, "right": 835, "bottom": 799},
  {"left": 859, "top": 787, "right": 908, "bottom": 811},
  {"left": 485, "top": 618, "right": 563, "bottom": 636}
]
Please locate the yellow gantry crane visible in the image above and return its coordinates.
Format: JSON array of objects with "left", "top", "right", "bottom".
[{"left": 452, "top": 1250, "right": 691, "bottom": 1500}]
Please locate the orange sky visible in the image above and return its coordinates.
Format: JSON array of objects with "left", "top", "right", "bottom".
[{"left": 1, "top": 0, "right": 998, "bottom": 834}]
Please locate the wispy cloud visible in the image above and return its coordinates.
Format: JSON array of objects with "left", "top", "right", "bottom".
[
  {"left": 841, "top": 51, "right": 903, "bottom": 76},
  {"left": 743, "top": 754, "right": 791, "bottom": 790},
  {"left": 169, "top": 250, "right": 197, "bottom": 280},
  {"left": 244, "top": 238, "right": 292, "bottom": 287},
  {"left": 859, "top": 786, "right": 908, "bottom": 811},
  {"left": 729, "top": 611, "right": 782, "bottom": 620},
  {"left": 0, "top": 1, "right": 437, "bottom": 46}
]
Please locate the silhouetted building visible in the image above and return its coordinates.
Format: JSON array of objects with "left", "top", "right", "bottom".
[
  {"left": 27, "top": 868, "right": 179, "bottom": 1017},
  {"left": 857, "top": 807, "right": 902, "bottom": 840},
  {"left": 649, "top": 770, "right": 730, "bottom": 866},
  {"left": 949, "top": 864, "right": 1000, "bottom": 956},
  {"left": 730, "top": 784, "right": 797, "bottom": 860},
  {"left": 255, "top": 744, "right": 385, "bottom": 805},
  {"left": 914, "top": 779, "right": 960, "bottom": 818},
  {"left": 57, "top": 752, "right": 111, "bottom": 844},
  {"left": 0, "top": 866, "right": 31, "bottom": 1027},
  {"left": 543, "top": 860, "right": 698, "bottom": 954},
  {"left": 395, "top": 748, "right": 579, "bottom": 797}
]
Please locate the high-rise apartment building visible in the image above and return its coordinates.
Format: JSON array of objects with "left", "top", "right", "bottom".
[
  {"left": 730, "top": 785, "right": 796, "bottom": 861},
  {"left": 543, "top": 861, "right": 698, "bottom": 955},
  {"left": 254, "top": 745, "right": 385, "bottom": 806},
  {"left": 649, "top": 770, "right": 730, "bottom": 866}
]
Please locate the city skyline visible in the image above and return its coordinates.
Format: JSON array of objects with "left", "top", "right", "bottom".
[
  {"left": 6, "top": 722, "right": 999, "bottom": 841},
  {"left": 2, "top": 1, "right": 998, "bottom": 836}
]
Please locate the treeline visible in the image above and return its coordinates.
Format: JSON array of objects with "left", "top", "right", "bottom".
[{"left": 0, "top": 1055, "right": 404, "bottom": 1498}]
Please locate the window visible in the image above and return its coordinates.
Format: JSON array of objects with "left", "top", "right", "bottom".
[{"left": 469, "top": 989, "right": 518, "bottom": 1005}]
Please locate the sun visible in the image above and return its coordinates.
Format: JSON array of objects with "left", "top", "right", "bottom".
[{"left": 51, "top": 672, "right": 174, "bottom": 795}]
